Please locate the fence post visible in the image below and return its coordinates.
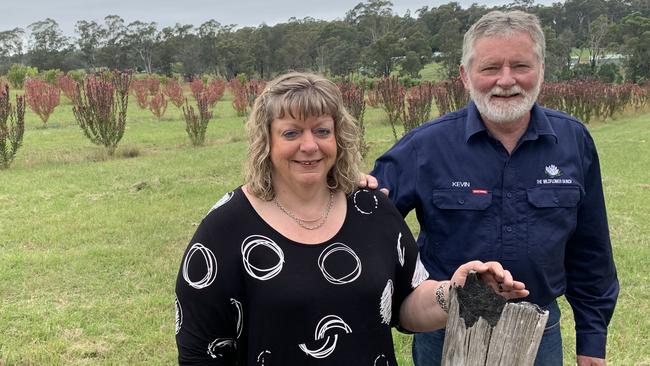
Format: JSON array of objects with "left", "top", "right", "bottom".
[{"left": 441, "top": 273, "right": 549, "bottom": 366}]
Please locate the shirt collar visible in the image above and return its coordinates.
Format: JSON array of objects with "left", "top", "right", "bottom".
[{"left": 464, "top": 101, "right": 558, "bottom": 144}]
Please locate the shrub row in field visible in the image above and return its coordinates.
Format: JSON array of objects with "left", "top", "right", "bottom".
[
  {"left": 0, "top": 71, "right": 275, "bottom": 168},
  {"left": 539, "top": 81, "right": 649, "bottom": 124},
  {"left": 355, "top": 77, "right": 649, "bottom": 137},
  {"left": 4, "top": 71, "right": 649, "bottom": 169}
]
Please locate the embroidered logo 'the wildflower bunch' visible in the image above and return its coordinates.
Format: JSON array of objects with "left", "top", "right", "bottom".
[{"left": 545, "top": 164, "right": 562, "bottom": 178}]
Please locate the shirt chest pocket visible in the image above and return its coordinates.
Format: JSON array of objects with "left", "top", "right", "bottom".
[
  {"left": 428, "top": 190, "right": 495, "bottom": 261},
  {"left": 526, "top": 186, "right": 581, "bottom": 265},
  {"left": 432, "top": 190, "right": 492, "bottom": 210},
  {"left": 527, "top": 186, "right": 581, "bottom": 208}
]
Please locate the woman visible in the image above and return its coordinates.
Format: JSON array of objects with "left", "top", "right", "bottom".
[{"left": 175, "top": 72, "right": 528, "bottom": 365}]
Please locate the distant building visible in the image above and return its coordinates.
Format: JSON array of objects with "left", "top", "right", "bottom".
[{"left": 570, "top": 54, "right": 624, "bottom": 68}]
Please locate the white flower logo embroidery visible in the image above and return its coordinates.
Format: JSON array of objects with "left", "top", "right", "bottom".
[{"left": 545, "top": 165, "right": 561, "bottom": 178}]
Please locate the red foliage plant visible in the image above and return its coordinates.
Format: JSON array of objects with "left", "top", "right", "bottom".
[
  {"left": 149, "top": 91, "right": 168, "bottom": 119},
  {"left": 338, "top": 79, "right": 368, "bottom": 158},
  {"left": 339, "top": 80, "right": 366, "bottom": 123},
  {"left": 367, "top": 88, "right": 380, "bottom": 108},
  {"left": 189, "top": 77, "right": 205, "bottom": 102},
  {"left": 207, "top": 79, "right": 226, "bottom": 107},
  {"left": 164, "top": 79, "right": 185, "bottom": 108},
  {"left": 403, "top": 82, "right": 435, "bottom": 134},
  {"left": 539, "top": 80, "right": 649, "bottom": 124},
  {"left": 431, "top": 77, "right": 468, "bottom": 117},
  {"left": 246, "top": 80, "right": 266, "bottom": 109},
  {"left": 229, "top": 79, "right": 248, "bottom": 116},
  {"left": 183, "top": 94, "right": 213, "bottom": 146},
  {"left": 190, "top": 77, "right": 226, "bottom": 109},
  {"left": 376, "top": 76, "right": 406, "bottom": 141},
  {"left": 57, "top": 75, "right": 80, "bottom": 104},
  {"left": 131, "top": 79, "right": 149, "bottom": 109},
  {"left": 146, "top": 76, "right": 160, "bottom": 95},
  {"left": 72, "top": 71, "right": 131, "bottom": 155},
  {"left": 24, "top": 77, "right": 61, "bottom": 125}
]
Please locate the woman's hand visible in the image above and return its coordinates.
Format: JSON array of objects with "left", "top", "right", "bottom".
[{"left": 450, "top": 260, "right": 529, "bottom": 300}]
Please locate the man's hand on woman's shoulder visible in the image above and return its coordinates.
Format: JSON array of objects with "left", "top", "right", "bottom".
[{"left": 358, "top": 174, "right": 389, "bottom": 196}]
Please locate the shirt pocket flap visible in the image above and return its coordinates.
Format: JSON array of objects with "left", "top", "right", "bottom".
[
  {"left": 526, "top": 186, "right": 581, "bottom": 208},
  {"left": 432, "top": 190, "right": 492, "bottom": 210}
]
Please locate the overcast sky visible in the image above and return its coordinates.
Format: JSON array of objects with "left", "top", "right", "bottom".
[{"left": 4, "top": 0, "right": 555, "bottom": 36}]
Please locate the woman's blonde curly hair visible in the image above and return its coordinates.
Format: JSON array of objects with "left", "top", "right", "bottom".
[{"left": 244, "top": 72, "right": 362, "bottom": 201}]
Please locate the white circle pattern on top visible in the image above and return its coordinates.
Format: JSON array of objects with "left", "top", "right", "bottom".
[
  {"left": 353, "top": 189, "right": 379, "bottom": 215},
  {"left": 207, "top": 338, "right": 236, "bottom": 359},
  {"left": 174, "top": 296, "right": 183, "bottom": 335},
  {"left": 317, "top": 242, "right": 362, "bottom": 285},
  {"left": 299, "top": 315, "right": 352, "bottom": 359},
  {"left": 182, "top": 243, "right": 218, "bottom": 289},
  {"left": 208, "top": 191, "right": 234, "bottom": 215},
  {"left": 241, "top": 235, "right": 285, "bottom": 281}
]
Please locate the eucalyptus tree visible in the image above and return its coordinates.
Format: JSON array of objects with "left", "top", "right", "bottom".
[
  {"left": 620, "top": 12, "right": 650, "bottom": 83},
  {"left": 274, "top": 18, "right": 324, "bottom": 73},
  {"left": 125, "top": 21, "right": 159, "bottom": 73},
  {"left": 26, "top": 18, "right": 69, "bottom": 70},
  {"left": 98, "top": 15, "right": 129, "bottom": 70},
  {"left": 363, "top": 31, "right": 403, "bottom": 76},
  {"left": 249, "top": 24, "right": 276, "bottom": 79},
  {"left": 544, "top": 26, "right": 576, "bottom": 81},
  {"left": 214, "top": 26, "right": 254, "bottom": 79},
  {"left": 398, "top": 18, "right": 432, "bottom": 77},
  {"left": 587, "top": 15, "right": 612, "bottom": 71},
  {"left": 432, "top": 18, "right": 463, "bottom": 78},
  {"left": 157, "top": 24, "right": 200, "bottom": 77},
  {"left": 0, "top": 28, "right": 25, "bottom": 68},
  {"left": 346, "top": 0, "right": 395, "bottom": 45},
  {"left": 418, "top": 2, "right": 465, "bottom": 42},
  {"left": 563, "top": 0, "right": 607, "bottom": 48},
  {"left": 315, "top": 21, "right": 361, "bottom": 76},
  {"left": 197, "top": 20, "right": 222, "bottom": 76},
  {"left": 75, "top": 20, "right": 105, "bottom": 69}
]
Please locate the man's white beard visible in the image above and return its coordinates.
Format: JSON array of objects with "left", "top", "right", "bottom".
[{"left": 469, "top": 80, "right": 541, "bottom": 124}]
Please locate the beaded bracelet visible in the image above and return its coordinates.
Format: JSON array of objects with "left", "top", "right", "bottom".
[{"left": 435, "top": 281, "right": 450, "bottom": 313}]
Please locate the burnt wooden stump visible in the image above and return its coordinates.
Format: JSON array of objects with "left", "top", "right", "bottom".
[{"left": 441, "top": 273, "right": 549, "bottom": 366}]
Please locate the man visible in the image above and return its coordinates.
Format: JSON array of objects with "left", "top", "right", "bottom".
[{"left": 370, "top": 10, "right": 619, "bottom": 366}]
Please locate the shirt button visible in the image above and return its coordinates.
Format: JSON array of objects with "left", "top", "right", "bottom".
[
  {"left": 506, "top": 192, "right": 513, "bottom": 198},
  {"left": 458, "top": 199, "right": 465, "bottom": 205},
  {"left": 504, "top": 226, "right": 512, "bottom": 233}
]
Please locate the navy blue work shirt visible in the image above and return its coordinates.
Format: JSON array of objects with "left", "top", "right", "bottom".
[{"left": 371, "top": 101, "right": 619, "bottom": 358}]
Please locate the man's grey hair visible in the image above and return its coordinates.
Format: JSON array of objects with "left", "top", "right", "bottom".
[{"left": 461, "top": 10, "right": 546, "bottom": 69}]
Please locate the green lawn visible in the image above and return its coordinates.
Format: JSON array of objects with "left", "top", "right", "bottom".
[
  {"left": 419, "top": 62, "right": 447, "bottom": 82},
  {"left": 1, "top": 91, "right": 648, "bottom": 365}
]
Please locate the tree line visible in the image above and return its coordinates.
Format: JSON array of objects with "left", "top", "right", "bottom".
[{"left": 1, "top": 0, "right": 649, "bottom": 83}]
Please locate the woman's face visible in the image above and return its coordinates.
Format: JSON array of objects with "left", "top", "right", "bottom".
[{"left": 269, "top": 114, "right": 337, "bottom": 191}]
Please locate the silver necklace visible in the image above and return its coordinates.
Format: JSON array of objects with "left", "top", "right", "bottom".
[{"left": 273, "top": 190, "right": 334, "bottom": 230}]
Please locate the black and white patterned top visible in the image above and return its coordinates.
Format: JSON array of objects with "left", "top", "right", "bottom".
[{"left": 175, "top": 187, "right": 429, "bottom": 365}]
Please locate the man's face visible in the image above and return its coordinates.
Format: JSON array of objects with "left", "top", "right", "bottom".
[{"left": 460, "top": 32, "right": 544, "bottom": 125}]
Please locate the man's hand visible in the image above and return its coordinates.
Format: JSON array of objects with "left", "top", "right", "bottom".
[
  {"left": 358, "top": 174, "right": 378, "bottom": 189},
  {"left": 358, "top": 174, "right": 389, "bottom": 196},
  {"left": 577, "top": 355, "right": 606, "bottom": 366}
]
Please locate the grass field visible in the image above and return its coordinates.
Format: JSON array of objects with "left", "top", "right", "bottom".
[{"left": 1, "top": 89, "right": 648, "bottom": 365}]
